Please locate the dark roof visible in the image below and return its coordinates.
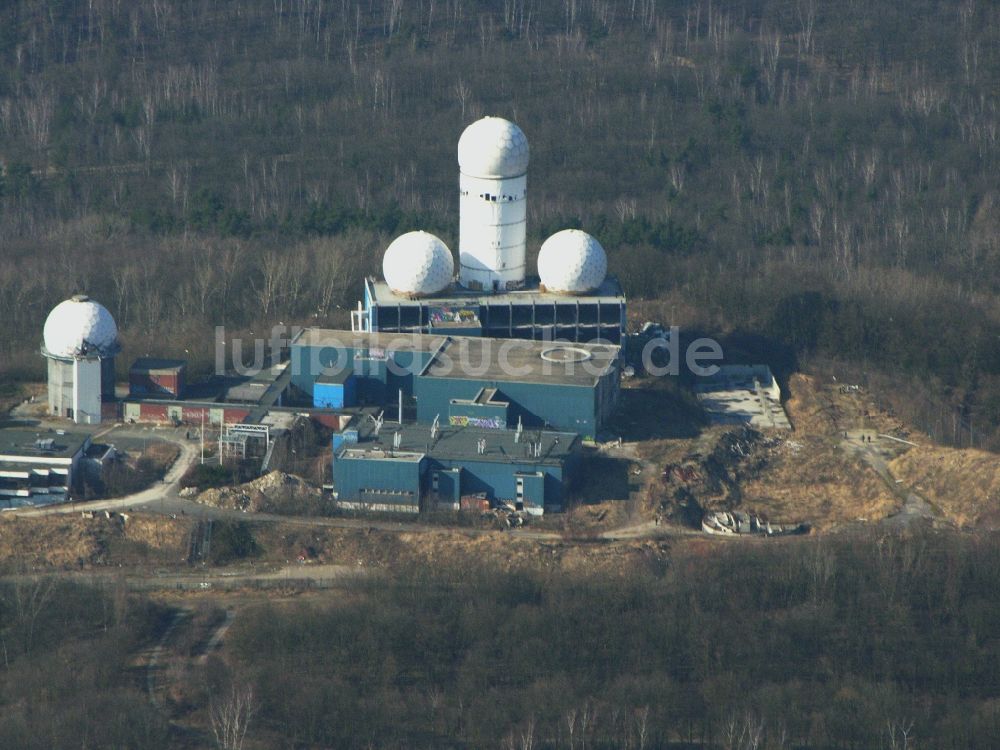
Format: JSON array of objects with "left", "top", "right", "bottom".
[
  {"left": 131, "top": 357, "right": 187, "bottom": 373},
  {"left": 0, "top": 429, "right": 89, "bottom": 460},
  {"left": 342, "top": 422, "right": 578, "bottom": 467},
  {"left": 421, "top": 337, "right": 619, "bottom": 387},
  {"left": 292, "top": 328, "right": 447, "bottom": 354},
  {"left": 293, "top": 328, "right": 619, "bottom": 387}
]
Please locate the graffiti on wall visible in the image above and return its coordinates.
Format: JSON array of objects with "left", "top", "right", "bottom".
[
  {"left": 430, "top": 307, "right": 479, "bottom": 325},
  {"left": 448, "top": 415, "right": 505, "bottom": 429}
]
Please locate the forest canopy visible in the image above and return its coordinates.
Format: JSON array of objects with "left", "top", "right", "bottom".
[{"left": 1, "top": 0, "right": 999, "bottom": 445}]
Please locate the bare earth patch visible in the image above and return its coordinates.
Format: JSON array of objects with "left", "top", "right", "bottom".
[
  {"left": 741, "top": 435, "right": 897, "bottom": 529},
  {"left": 889, "top": 446, "right": 1000, "bottom": 528}
]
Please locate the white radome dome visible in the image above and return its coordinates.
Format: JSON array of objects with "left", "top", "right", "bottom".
[
  {"left": 42, "top": 294, "right": 119, "bottom": 358},
  {"left": 537, "top": 229, "right": 608, "bottom": 294},
  {"left": 458, "top": 116, "right": 529, "bottom": 179},
  {"left": 383, "top": 231, "right": 455, "bottom": 297}
]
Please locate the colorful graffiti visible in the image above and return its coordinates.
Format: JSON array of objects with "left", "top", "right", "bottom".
[
  {"left": 430, "top": 306, "right": 479, "bottom": 325},
  {"left": 448, "top": 415, "right": 505, "bottom": 429}
]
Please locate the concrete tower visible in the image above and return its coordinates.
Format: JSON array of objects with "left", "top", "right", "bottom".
[
  {"left": 457, "top": 116, "right": 529, "bottom": 292},
  {"left": 41, "top": 295, "right": 120, "bottom": 425}
]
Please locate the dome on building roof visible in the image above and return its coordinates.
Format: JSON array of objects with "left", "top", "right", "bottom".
[
  {"left": 383, "top": 231, "right": 455, "bottom": 297},
  {"left": 457, "top": 116, "right": 529, "bottom": 179},
  {"left": 42, "top": 294, "right": 120, "bottom": 359},
  {"left": 537, "top": 230, "right": 607, "bottom": 294}
]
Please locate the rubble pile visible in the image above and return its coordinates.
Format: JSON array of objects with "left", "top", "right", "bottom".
[
  {"left": 655, "top": 426, "right": 785, "bottom": 527},
  {"left": 196, "top": 471, "right": 322, "bottom": 514}
]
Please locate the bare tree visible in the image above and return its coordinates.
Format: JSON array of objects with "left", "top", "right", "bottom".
[
  {"left": 12, "top": 577, "right": 56, "bottom": 655},
  {"left": 634, "top": 706, "right": 650, "bottom": 750},
  {"left": 454, "top": 78, "right": 472, "bottom": 119},
  {"left": 721, "top": 711, "right": 764, "bottom": 750},
  {"left": 209, "top": 682, "right": 257, "bottom": 750},
  {"left": 255, "top": 250, "right": 288, "bottom": 317},
  {"left": 20, "top": 81, "right": 54, "bottom": 153},
  {"left": 565, "top": 707, "right": 577, "bottom": 749},
  {"left": 886, "top": 719, "right": 915, "bottom": 750}
]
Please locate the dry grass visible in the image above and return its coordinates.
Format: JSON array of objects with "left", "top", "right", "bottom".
[
  {"left": 0, "top": 514, "right": 190, "bottom": 570},
  {"left": 140, "top": 441, "right": 181, "bottom": 470},
  {"left": 740, "top": 435, "right": 897, "bottom": 529},
  {"left": 252, "top": 523, "right": 670, "bottom": 577},
  {"left": 784, "top": 373, "right": 906, "bottom": 437},
  {"left": 124, "top": 515, "right": 190, "bottom": 555},
  {"left": 635, "top": 375, "right": 902, "bottom": 530},
  {"left": 889, "top": 446, "right": 1000, "bottom": 528},
  {"left": 0, "top": 382, "right": 45, "bottom": 417}
]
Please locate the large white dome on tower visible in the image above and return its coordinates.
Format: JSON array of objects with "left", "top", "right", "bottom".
[
  {"left": 383, "top": 231, "right": 455, "bottom": 297},
  {"left": 42, "top": 294, "right": 119, "bottom": 358},
  {"left": 537, "top": 230, "right": 608, "bottom": 294},
  {"left": 458, "top": 116, "right": 529, "bottom": 179}
]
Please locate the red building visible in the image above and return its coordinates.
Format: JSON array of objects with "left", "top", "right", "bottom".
[{"left": 129, "top": 358, "right": 186, "bottom": 399}]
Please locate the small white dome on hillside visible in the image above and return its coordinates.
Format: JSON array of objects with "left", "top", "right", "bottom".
[
  {"left": 457, "top": 116, "right": 529, "bottom": 179},
  {"left": 383, "top": 231, "right": 454, "bottom": 297},
  {"left": 42, "top": 294, "right": 120, "bottom": 358},
  {"left": 537, "top": 230, "right": 608, "bottom": 294}
]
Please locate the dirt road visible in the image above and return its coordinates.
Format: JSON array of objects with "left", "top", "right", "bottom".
[{"left": 841, "top": 431, "right": 938, "bottom": 528}]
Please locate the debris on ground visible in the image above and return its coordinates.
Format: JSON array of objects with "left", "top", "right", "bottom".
[
  {"left": 701, "top": 510, "right": 810, "bottom": 536},
  {"left": 480, "top": 502, "right": 527, "bottom": 530},
  {"left": 195, "top": 471, "right": 322, "bottom": 514},
  {"left": 652, "top": 426, "right": 779, "bottom": 525}
]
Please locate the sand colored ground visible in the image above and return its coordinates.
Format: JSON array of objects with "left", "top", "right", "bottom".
[
  {"left": 889, "top": 446, "right": 1000, "bottom": 528},
  {"left": 0, "top": 514, "right": 189, "bottom": 570},
  {"left": 783, "top": 372, "right": 909, "bottom": 437},
  {"left": 739, "top": 374, "right": 903, "bottom": 528},
  {"left": 740, "top": 435, "right": 897, "bottom": 528},
  {"left": 635, "top": 373, "right": 903, "bottom": 530}
]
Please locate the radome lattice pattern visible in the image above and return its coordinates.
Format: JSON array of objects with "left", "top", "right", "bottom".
[
  {"left": 537, "top": 229, "right": 608, "bottom": 294},
  {"left": 43, "top": 296, "right": 119, "bottom": 358},
  {"left": 457, "top": 116, "right": 529, "bottom": 178},
  {"left": 383, "top": 231, "right": 455, "bottom": 296}
]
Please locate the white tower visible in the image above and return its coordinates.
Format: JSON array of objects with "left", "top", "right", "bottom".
[
  {"left": 41, "top": 294, "right": 120, "bottom": 425},
  {"left": 457, "top": 116, "right": 529, "bottom": 292}
]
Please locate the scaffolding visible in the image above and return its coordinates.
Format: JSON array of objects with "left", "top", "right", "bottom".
[{"left": 218, "top": 423, "right": 271, "bottom": 462}]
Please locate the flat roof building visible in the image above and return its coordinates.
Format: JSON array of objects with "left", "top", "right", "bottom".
[
  {"left": 290, "top": 329, "right": 621, "bottom": 438},
  {"left": 416, "top": 337, "right": 620, "bottom": 438},
  {"left": 332, "top": 422, "right": 579, "bottom": 514},
  {"left": 129, "top": 357, "right": 187, "bottom": 399},
  {"left": 0, "top": 428, "right": 91, "bottom": 507}
]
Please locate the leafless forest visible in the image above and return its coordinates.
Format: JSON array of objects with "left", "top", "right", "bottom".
[{"left": 1, "top": 0, "right": 999, "bottom": 450}]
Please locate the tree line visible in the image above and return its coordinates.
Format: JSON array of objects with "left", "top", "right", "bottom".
[
  {"left": 1, "top": 0, "right": 999, "bottom": 445},
  {"left": 225, "top": 528, "right": 1000, "bottom": 748}
]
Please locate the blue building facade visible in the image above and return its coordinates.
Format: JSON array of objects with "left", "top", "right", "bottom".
[
  {"left": 331, "top": 424, "right": 579, "bottom": 514},
  {"left": 290, "top": 329, "right": 620, "bottom": 440},
  {"left": 290, "top": 329, "right": 442, "bottom": 402},
  {"left": 295, "top": 329, "right": 617, "bottom": 514},
  {"left": 331, "top": 449, "right": 425, "bottom": 513},
  {"left": 313, "top": 370, "right": 357, "bottom": 409},
  {"left": 414, "top": 375, "right": 616, "bottom": 439}
]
